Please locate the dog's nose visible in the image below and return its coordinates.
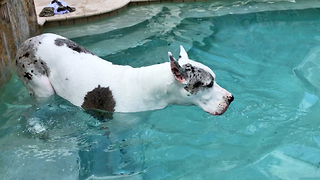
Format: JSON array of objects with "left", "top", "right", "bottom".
[{"left": 228, "top": 95, "right": 234, "bottom": 104}]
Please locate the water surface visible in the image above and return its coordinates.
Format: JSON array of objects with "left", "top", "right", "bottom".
[{"left": 1, "top": 1, "right": 320, "bottom": 179}]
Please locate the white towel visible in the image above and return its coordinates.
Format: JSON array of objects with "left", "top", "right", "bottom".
[{"left": 47, "top": 0, "right": 69, "bottom": 15}]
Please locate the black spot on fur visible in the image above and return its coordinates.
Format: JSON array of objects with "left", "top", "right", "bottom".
[
  {"left": 182, "top": 63, "right": 214, "bottom": 94},
  {"left": 38, "top": 60, "right": 50, "bottom": 76},
  {"left": 82, "top": 85, "right": 116, "bottom": 112},
  {"left": 24, "top": 72, "right": 32, "bottom": 80},
  {"left": 23, "top": 52, "right": 30, "bottom": 58},
  {"left": 54, "top": 38, "right": 93, "bottom": 54}
]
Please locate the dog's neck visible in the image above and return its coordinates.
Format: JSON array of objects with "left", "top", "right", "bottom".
[{"left": 115, "top": 62, "right": 190, "bottom": 112}]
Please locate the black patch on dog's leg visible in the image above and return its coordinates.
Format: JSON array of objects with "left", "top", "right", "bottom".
[
  {"left": 82, "top": 85, "right": 116, "bottom": 113},
  {"left": 54, "top": 38, "right": 94, "bottom": 55}
]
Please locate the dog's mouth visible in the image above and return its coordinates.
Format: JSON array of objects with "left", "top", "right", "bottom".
[
  {"left": 206, "top": 95, "right": 234, "bottom": 115},
  {"left": 216, "top": 105, "right": 229, "bottom": 115},
  {"left": 206, "top": 105, "right": 229, "bottom": 116},
  {"left": 200, "top": 95, "right": 234, "bottom": 115}
]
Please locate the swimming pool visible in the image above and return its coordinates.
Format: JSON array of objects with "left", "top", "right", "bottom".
[{"left": 1, "top": 0, "right": 320, "bottom": 179}]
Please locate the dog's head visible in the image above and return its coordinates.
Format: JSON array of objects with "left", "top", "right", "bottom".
[{"left": 168, "top": 46, "right": 234, "bottom": 115}]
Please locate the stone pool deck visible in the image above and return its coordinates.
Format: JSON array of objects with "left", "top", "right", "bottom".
[{"left": 34, "top": 0, "right": 208, "bottom": 28}]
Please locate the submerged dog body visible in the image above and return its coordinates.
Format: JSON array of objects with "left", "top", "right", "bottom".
[{"left": 16, "top": 33, "right": 233, "bottom": 115}]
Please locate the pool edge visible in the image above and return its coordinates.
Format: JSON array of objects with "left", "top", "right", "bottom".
[{"left": 38, "top": 0, "right": 210, "bottom": 29}]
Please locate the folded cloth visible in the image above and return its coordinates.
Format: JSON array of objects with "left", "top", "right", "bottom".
[
  {"left": 39, "top": 0, "right": 76, "bottom": 17},
  {"left": 39, "top": 7, "right": 55, "bottom": 17}
]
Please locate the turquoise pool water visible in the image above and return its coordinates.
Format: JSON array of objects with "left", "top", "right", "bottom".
[{"left": 1, "top": 0, "right": 320, "bottom": 179}]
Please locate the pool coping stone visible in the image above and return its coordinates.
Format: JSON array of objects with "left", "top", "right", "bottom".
[{"left": 35, "top": 0, "right": 209, "bottom": 28}]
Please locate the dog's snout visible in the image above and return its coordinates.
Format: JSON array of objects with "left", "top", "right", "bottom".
[{"left": 228, "top": 95, "right": 234, "bottom": 104}]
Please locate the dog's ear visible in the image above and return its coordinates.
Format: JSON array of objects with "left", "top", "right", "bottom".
[
  {"left": 179, "top": 46, "right": 189, "bottom": 60},
  {"left": 168, "top": 52, "right": 188, "bottom": 83}
]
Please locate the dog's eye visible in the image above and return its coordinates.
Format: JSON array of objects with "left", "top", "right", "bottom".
[
  {"left": 206, "top": 80, "right": 213, "bottom": 88},
  {"left": 193, "top": 81, "right": 203, "bottom": 88}
]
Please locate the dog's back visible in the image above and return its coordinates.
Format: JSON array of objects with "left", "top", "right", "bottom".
[{"left": 16, "top": 33, "right": 119, "bottom": 105}]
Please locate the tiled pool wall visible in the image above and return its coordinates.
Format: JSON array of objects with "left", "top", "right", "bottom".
[
  {"left": 0, "top": 0, "right": 209, "bottom": 88},
  {"left": 0, "top": 0, "right": 40, "bottom": 87}
]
